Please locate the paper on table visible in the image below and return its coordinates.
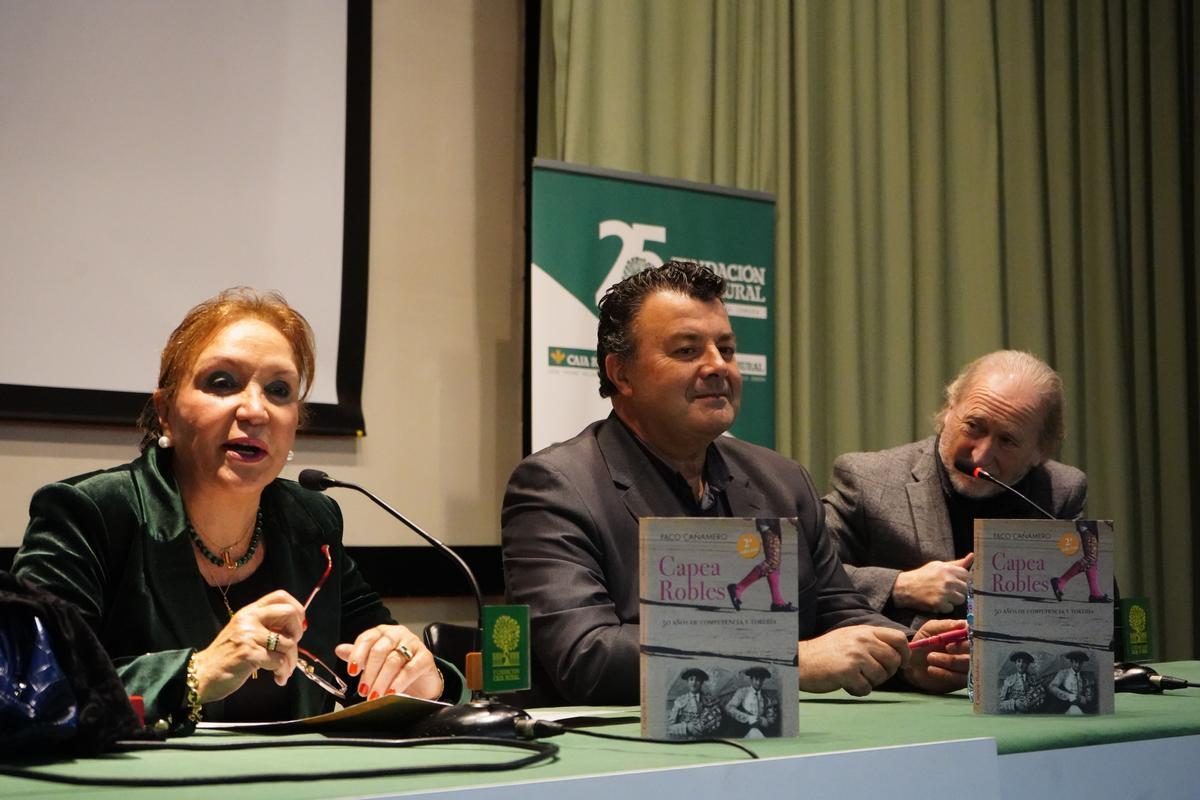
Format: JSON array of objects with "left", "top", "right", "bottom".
[
  {"left": 524, "top": 706, "right": 640, "bottom": 724},
  {"left": 198, "top": 693, "right": 450, "bottom": 734}
]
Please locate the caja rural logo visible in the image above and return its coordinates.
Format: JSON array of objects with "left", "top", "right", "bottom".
[{"left": 547, "top": 347, "right": 598, "bottom": 370}]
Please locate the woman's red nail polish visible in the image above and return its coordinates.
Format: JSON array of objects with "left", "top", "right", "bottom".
[
  {"left": 348, "top": 662, "right": 359, "bottom": 676},
  {"left": 302, "top": 619, "right": 308, "bottom": 631},
  {"left": 358, "top": 682, "right": 368, "bottom": 696},
  {"left": 385, "top": 689, "right": 396, "bottom": 696},
  {"left": 369, "top": 691, "right": 379, "bottom": 701}
]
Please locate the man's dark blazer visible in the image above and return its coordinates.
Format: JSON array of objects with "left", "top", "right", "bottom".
[
  {"left": 823, "top": 435, "right": 1087, "bottom": 628},
  {"left": 501, "top": 413, "right": 900, "bottom": 706}
]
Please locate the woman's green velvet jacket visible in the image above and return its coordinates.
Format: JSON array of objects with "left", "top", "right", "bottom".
[{"left": 13, "top": 445, "right": 465, "bottom": 726}]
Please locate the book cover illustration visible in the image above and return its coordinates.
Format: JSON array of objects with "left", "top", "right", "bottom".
[
  {"left": 640, "top": 517, "right": 799, "bottom": 739},
  {"left": 970, "top": 518, "right": 1114, "bottom": 715}
]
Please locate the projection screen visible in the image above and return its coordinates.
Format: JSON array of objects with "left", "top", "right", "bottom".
[{"left": 0, "top": 0, "right": 369, "bottom": 434}]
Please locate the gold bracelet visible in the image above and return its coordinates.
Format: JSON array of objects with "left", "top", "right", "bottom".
[{"left": 185, "top": 653, "right": 203, "bottom": 723}]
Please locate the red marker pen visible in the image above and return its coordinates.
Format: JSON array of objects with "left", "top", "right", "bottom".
[{"left": 908, "top": 627, "right": 969, "bottom": 650}]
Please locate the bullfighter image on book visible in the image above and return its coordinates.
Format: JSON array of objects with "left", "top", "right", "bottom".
[
  {"left": 666, "top": 667, "right": 723, "bottom": 739},
  {"left": 1047, "top": 651, "right": 1098, "bottom": 714},
  {"left": 997, "top": 650, "right": 1045, "bottom": 713},
  {"left": 727, "top": 518, "right": 797, "bottom": 612},
  {"left": 724, "top": 666, "right": 780, "bottom": 736},
  {"left": 1050, "top": 520, "right": 1110, "bottom": 603}
]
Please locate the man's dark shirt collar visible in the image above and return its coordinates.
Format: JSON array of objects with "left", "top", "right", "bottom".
[
  {"left": 613, "top": 414, "right": 732, "bottom": 516},
  {"left": 935, "top": 436, "right": 1041, "bottom": 558}
]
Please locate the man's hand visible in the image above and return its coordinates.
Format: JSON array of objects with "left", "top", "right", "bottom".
[
  {"left": 903, "top": 619, "right": 970, "bottom": 693},
  {"left": 797, "top": 626, "right": 909, "bottom": 696},
  {"left": 892, "top": 553, "right": 974, "bottom": 613}
]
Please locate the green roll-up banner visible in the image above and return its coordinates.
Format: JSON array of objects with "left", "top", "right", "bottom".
[{"left": 529, "top": 160, "right": 776, "bottom": 452}]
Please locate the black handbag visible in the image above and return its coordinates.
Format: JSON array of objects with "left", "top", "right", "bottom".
[
  {"left": 0, "top": 572, "right": 144, "bottom": 755},
  {"left": 0, "top": 609, "right": 79, "bottom": 747}
]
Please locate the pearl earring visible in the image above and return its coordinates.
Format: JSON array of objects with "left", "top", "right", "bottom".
[
  {"left": 157, "top": 435, "right": 172, "bottom": 449},
  {"left": 287, "top": 450, "right": 295, "bottom": 462}
]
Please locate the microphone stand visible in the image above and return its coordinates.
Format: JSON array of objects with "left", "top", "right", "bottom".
[
  {"left": 299, "top": 470, "right": 531, "bottom": 738},
  {"left": 953, "top": 459, "right": 1055, "bottom": 520}
]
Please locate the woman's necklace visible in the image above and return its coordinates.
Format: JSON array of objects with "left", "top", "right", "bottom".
[
  {"left": 209, "top": 567, "right": 257, "bottom": 679},
  {"left": 190, "top": 509, "right": 264, "bottom": 680},
  {"left": 214, "top": 581, "right": 236, "bottom": 619},
  {"left": 188, "top": 508, "right": 263, "bottom": 570}
]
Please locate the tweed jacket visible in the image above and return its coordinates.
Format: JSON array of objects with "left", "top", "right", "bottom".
[{"left": 823, "top": 435, "right": 1087, "bottom": 628}]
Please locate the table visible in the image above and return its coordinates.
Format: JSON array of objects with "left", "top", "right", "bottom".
[{"left": 2, "top": 662, "right": 1197, "bottom": 800}]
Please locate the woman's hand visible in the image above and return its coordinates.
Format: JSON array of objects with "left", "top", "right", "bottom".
[
  {"left": 335, "top": 624, "right": 444, "bottom": 701},
  {"left": 191, "top": 589, "right": 305, "bottom": 703}
]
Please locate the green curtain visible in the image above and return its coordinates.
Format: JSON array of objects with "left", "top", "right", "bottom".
[{"left": 535, "top": 0, "right": 1198, "bottom": 659}]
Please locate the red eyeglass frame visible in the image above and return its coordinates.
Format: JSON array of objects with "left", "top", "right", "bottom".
[{"left": 294, "top": 544, "right": 348, "bottom": 699}]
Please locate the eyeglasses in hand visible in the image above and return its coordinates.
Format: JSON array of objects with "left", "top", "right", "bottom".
[{"left": 294, "top": 544, "right": 348, "bottom": 699}]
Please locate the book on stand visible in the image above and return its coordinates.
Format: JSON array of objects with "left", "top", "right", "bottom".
[
  {"left": 969, "top": 518, "right": 1115, "bottom": 715},
  {"left": 640, "top": 517, "right": 799, "bottom": 739}
]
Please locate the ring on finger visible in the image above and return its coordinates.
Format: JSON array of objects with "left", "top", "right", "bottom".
[
  {"left": 393, "top": 641, "right": 414, "bottom": 661},
  {"left": 266, "top": 631, "right": 279, "bottom": 653}
]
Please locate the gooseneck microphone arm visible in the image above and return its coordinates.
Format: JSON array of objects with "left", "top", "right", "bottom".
[
  {"left": 952, "top": 458, "right": 1056, "bottom": 520},
  {"left": 298, "top": 469, "right": 538, "bottom": 738},
  {"left": 297, "top": 469, "right": 484, "bottom": 652}
]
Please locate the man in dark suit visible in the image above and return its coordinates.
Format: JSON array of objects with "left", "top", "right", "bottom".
[
  {"left": 824, "top": 351, "right": 1087, "bottom": 629},
  {"left": 501, "top": 261, "right": 967, "bottom": 705}
]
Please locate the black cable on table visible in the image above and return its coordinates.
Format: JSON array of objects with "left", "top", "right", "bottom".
[
  {"left": 0, "top": 736, "right": 559, "bottom": 786},
  {"left": 1, "top": 717, "right": 764, "bottom": 786},
  {"left": 517, "top": 718, "right": 760, "bottom": 759}
]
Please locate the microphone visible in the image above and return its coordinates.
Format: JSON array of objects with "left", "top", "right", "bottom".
[
  {"left": 952, "top": 458, "right": 1055, "bottom": 520},
  {"left": 297, "top": 468, "right": 530, "bottom": 738},
  {"left": 297, "top": 469, "right": 339, "bottom": 491}
]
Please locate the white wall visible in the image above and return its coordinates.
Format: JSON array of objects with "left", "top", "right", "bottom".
[{"left": 0, "top": 0, "right": 525, "bottom": 630}]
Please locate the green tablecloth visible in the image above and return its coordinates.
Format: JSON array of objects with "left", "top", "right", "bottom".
[{"left": 2, "top": 662, "right": 1197, "bottom": 800}]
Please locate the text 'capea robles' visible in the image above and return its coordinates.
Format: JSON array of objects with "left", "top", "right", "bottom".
[
  {"left": 640, "top": 517, "right": 800, "bottom": 740},
  {"left": 969, "top": 519, "right": 1115, "bottom": 715}
]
